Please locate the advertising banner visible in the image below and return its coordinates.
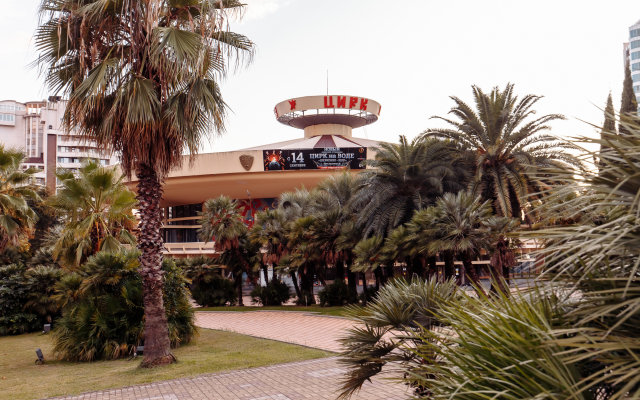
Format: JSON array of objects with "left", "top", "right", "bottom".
[{"left": 263, "top": 147, "right": 367, "bottom": 171}]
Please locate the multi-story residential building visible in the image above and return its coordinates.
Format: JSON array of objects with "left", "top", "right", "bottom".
[
  {"left": 628, "top": 19, "right": 640, "bottom": 112},
  {"left": 0, "top": 97, "right": 118, "bottom": 192}
]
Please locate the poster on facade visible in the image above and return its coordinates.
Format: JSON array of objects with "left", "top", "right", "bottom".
[{"left": 263, "top": 147, "right": 367, "bottom": 170}]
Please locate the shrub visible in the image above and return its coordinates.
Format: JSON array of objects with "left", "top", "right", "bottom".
[
  {"left": 177, "top": 256, "right": 237, "bottom": 307},
  {"left": 251, "top": 279, "right": 291, "bottom": 306},
  {"left": 24, "top": 265, "right": 62, "bottom": 323},
  {"left": 0, "top": 263, "right": 61, "bottom": 336},
  {"left": 318, "top": 280, "right": 355, "bottom": 306},
  {"left": 52, "top": 251, "right": 196, "bottom": 361},
  {"left": 191, "top": 274, "right": 237, "bottom": 306}
]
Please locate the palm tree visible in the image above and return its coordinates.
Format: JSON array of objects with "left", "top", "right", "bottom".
[
  {"left": 275, "top": 188, "right": 313, "bottom": 303},
  {"left": 308, "top": 173, "right": 361, "bottom": 298},
  {"left": 338, "top": 277, "right": 460, "bottom": 399},
  {"left": 249, "top": 208, "right": 287, "bottom": 286},
  {"left": 352, "top": 235, "right": 384, "bottom": 301},
  {"left": 422, "top": 83, "right": 581, "bottom": 219},
  {"left": 0, "top": 145, "right": 39, "bottom": 252},
  {"left": 409, "top": 191, "right": 519, "bottom": 294},
  {"left": 36, "top": 0, "right": 254, "bottom": 366},
  {"left": 352, "top": 136, "right": 468, "bottom": 238},
  {"left": 199, "top": 195, "right": 252, "bottom": 306},
  {"left": 340, "top": 123, "right": 640, "bottom": 400},
  {"left": 49, "top": 161, "right": 137, "bottom": 268}
]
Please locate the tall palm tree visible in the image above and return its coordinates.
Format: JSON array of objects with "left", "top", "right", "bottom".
[
  {"left": 422, "top": 83, "right": 581, "bottom": 219},
  {"left": 249, "top": 208, "right": 287, "bottom": 286},
  {"left": 308, "top": 173, "right": 361, "bottom": 297},
  {"left": 0, "top": 145, "right": 39, "bottom": 252},
  {"left": 49, "top": 161, "right": 136, "bottom": 268},
  {"left": 353, "top": 136, "right": 468, "bottom": 238},
  {"left": 274, "top": 188, "right": 312, "bottom": 302},
  {"left": 36, "top": 0, "right": 254, "bottom": 366},
  {"left": 199, "top": 195, "right": 252, "bottom": 306}
]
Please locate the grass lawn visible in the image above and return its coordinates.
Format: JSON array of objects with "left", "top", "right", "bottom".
[
  {"left": 0, "top": 328, "right": 331, "bottom": 400},
  {"left": 196, "top": 305, "right": 355, "bottom": 317}
]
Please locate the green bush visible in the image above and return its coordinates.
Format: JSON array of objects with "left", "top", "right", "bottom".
[
  {"left": 177, "top": 256, "right": 237, "bottom": 307},
  {"left": 191, "top": 274, "right": 237, "bottom": 306},
  {"left": 318, "top": 280, "right": 355, "bottom": 306},
  {"left": 52, "top": 251, "right": 196, "bottom": 361},
  {"left": 251, "top": 279, "right": 291, "bottom": 306},
  {"left": 0, "top": 263, "right": 61, "bottom": 336}
]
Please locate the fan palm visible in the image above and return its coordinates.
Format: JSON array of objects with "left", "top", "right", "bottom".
[
  {"left": 36, "top": 0, "right": 254, "bottom": 366},
  {"left": 308, "top": 173, "right": 361, "bottom": 296},
  {"left": 338, "top": 278, "right": 460, "bottom": 399},
  {"left": 249, "top": 208, "right": 286, "bottom": 286},
  {"left": 199, "top": 195, "right": 252, "bottom": 306},
  {"left": 283, "top": 215, "right": 320, "bottom": 305},
  {"left": 49, "top": 161, "right": 136, "bottom": 268},
  {"left": 274, "top": 188, "right": 313, "bottom": 302},
  {"left": 0, "top": 146, "right": 39, "bottom": 252},
  {"left": 353, "top": 136, "right": 468, "bottom": 238},
  {"left": 422, "top": 83, "right": 581, "bottom": 219},
  {"left": 352, "top": 235, "right": 385, "bottom": 300}
]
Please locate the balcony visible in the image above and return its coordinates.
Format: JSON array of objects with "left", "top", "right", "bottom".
[{"left": 163, "top": 241, "right": 217, "bottom": 255}]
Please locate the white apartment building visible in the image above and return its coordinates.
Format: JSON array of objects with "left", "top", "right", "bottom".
[
  {"left": 0, "top": 97, "right": 118, "bottom": 192},
  {"left": 628, "top": 19, "right": 640, "bottom": 112}
]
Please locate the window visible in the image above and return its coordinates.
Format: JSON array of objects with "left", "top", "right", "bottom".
[
  {"left": 632, "top": 40, "right": 640, "bottom": 49},
  {"left": 0, "top": 113, "right": 15, "bottom": 122},
  {"left": 634, "top": 74, "right": 640, "bottom": 82},
  {"left": 635, "top": 85, "right": 640, "bottom": 93},
  {"left": 632, "top": 51, "right": 640, "bottom": 60},
  {"left": 633, "top": 63, "right": 640, "bottom": 71},
  {"left": 632, "top": 28, "right": 640, "bottom": 38}
]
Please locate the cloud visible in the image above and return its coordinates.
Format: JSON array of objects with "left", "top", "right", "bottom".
[{"left": 240, "top": 0, "right": 292, "bottom": 22}]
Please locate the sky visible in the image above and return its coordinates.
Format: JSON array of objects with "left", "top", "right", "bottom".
[{"left": 1, "top": 0, "right": 640, "bottom": 153}]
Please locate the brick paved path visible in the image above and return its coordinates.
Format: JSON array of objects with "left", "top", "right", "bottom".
[
  {"left": 195, "top": 311, "right": 353, "bottom": 352},
  {"left": 49, "top": 312, "right": 410, "bottom": 399},
  {"left": 51, "top": 357, "right": 409, "bottom": 400}
]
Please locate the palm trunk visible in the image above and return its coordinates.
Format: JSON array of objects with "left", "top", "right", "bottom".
[
  {"left": 263, "top": 263, "right": 270, "bottom": 286},
  {"left": 298, "top": 264, "right": 316, "bottom": 305},
  {"left": 427, "top": 256, "right": 437, "bottom": 281},
  {"left": 374, "top": 267, "right": 382, "bottom": 289},
  {"left": 443, "top": 251, "right": 455, "bottom": 282},
  {"left": 386, "top": 264, "right": 394, "bottom": 280},
  {"left": 463, "top": 251, "right": 486, "bottom": 297},
  {"left": 234, "top": 248, "right": 246, "bottom": 306},
  {"left": 490, "top": 236, "right": 513, "bottom": 295},
  {"left": 335, "top": 260, "right": 345, "bottom": 283},
  {"left": 136, "top": 164, "right": 174, "bottom": 368},
  {"left": 289, "top": 270, "right": 302, "bottom": 299},
  {"left": 412, "top": 257, "right": 425, "bottom": 279},
  {"left": 360, "top": 272, "right": 369, "bottom": 305},
  {"left": 236, "top": 274, "right": 244, "bottom": 306},
  {"left": 346, "top": 259, "right": 357, "bottom": 303}
]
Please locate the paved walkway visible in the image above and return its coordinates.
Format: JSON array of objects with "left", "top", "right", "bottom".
[
  {"left": 49, "top": 311, "right": 410, "bottom": 399},
  {"left": 195, "top": 311, "right": 354, "bottom": 352},
  {"left": 51, "top": 357, "right": 408, "bottom": 400}
]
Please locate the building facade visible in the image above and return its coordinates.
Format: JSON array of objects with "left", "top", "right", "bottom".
[
  {"left": 629, "top": 19, "right": 640, "bottom": 112},
  {"left": 0, "top": 97, "right": 118, "bottom": 192},
  {"left": 125, "top": 94, "right": 383, "bottom": 256}
]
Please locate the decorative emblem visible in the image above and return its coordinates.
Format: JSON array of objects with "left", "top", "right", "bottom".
[{"left": 239, "top": 154, "right": 254, "bottom": 171}]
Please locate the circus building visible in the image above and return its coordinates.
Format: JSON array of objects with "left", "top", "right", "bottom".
[{"left": 126, "top": 95, "right": 383, "bottom": 256}]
